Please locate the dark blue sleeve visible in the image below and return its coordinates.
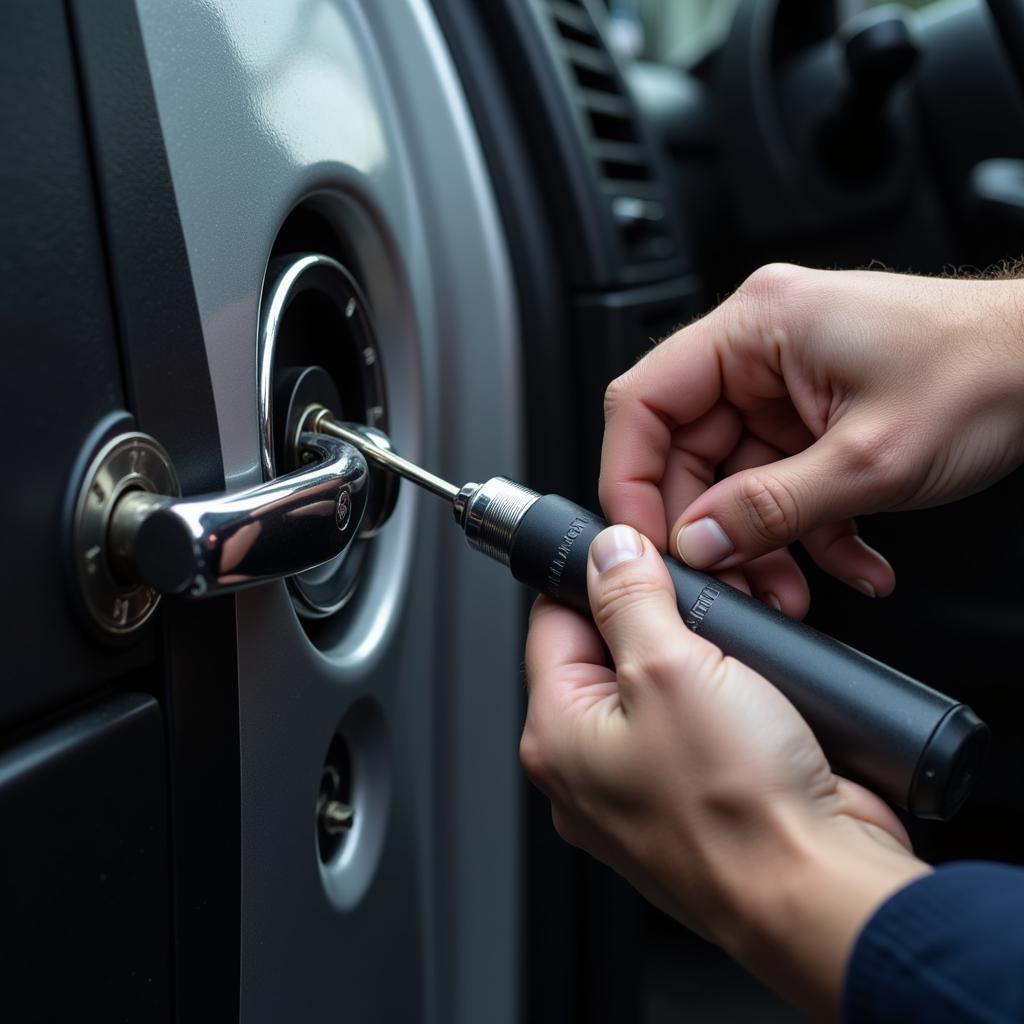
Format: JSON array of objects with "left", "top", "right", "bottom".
[{"left": 843, "top": 862, "right": 1024, "bottom": 1023}]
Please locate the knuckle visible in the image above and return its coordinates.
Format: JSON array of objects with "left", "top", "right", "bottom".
[
  {"left": 602, "top": 369, "right": 636, "bottom": 421},
  {"left": 732, "top": 264, "right": 815, "bottom": 357},
  {"left": 619, "top": 645, "right": 680, "bottom": 691},
  {"left": 712, "top": 655, "right": 746, "bottom": 693},
  {"left": 737, "top": 262, "right": 805, "bottom": 308},
  {"left": 737, "top": 472, "right": 802, "bottom": 546},
  {"left": 697, "top": 655, "right": 751, "bottom": 709},
  {"left": 620, "top": 639, "right": 718, "bottom": 693},
  {"left": 518, "top": 728, "right": 553, "bottom": 788},
  {"left": 592, "top": 573, "right": 665, "bottom": 632},
  {"left": 835, "top": 425, "right": 904, "bottom": 486}
]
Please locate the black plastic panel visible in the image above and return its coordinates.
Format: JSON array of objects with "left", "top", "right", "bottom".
[
  {"left": 66, "top": 0, "right": 225, "bottom": 496},
  {"left": 4, "top": 2, "right": 243, "bottom": 1019},
  {"left": 0, "top": 694, "right": 171, "bottom": 1022},
  {"left": 0, "top": 0, "right": 155, "bottom": 730},
  {"left": 65, "top": 3, "right": 242, "bottom": 1019},
  {"left": 572, "top": 277, "right": 706, "bottom": 507}
]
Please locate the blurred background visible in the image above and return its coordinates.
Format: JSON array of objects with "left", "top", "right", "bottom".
[{"left": 606, "top": 0, "right": 938, "bottom": 66}]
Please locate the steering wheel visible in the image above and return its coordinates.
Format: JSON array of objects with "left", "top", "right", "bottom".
[{"left": 985, "top": 0, "right": 1024, "bottom": 94}]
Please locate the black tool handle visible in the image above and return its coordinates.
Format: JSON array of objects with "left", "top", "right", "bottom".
[{"left": 509, "top": 493, "right": 987, "bottom": 820}]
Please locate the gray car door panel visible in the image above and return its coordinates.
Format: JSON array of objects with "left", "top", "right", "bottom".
[{"left": 133, "top": 1, "right": 524, "bottom": 1020}]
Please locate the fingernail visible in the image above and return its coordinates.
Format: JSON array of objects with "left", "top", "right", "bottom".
[
  {"left": 676, "top": 518, "right": 733, "bottom": 568},
  {"left": 591, "top": 525, "right": 643, "bottom": 574},
  {"left": 853, "top": 578, "right": 877, "bottom": 598},
  {"left": 763, "top": 592, "right": 782, "bottom": 611}
]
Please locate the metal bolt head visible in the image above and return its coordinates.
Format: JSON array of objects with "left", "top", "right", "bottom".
[
  {"left": 335, "top": 487, "right": 352, "bottom": 532},
  {"left": 320, "top": 799, "right": 354, "bottom": 835}
]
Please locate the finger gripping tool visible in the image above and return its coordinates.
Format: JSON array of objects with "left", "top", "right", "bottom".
[{"left": 312, "top": 409, "right": 989, "bottom": 821}]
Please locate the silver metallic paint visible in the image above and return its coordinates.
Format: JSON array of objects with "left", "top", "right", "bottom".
[{"left": 135, "top": 1, "right": 523, "bottom": 1020}]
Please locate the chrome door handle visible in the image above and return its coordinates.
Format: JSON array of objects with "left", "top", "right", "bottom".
[
  {"left": 111, "top": 432, "right": 368, "bottom": 597},
  {"left": 72, "top": 428, "right": 368, "bottom": 634}
]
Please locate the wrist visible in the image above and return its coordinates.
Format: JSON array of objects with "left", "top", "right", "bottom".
[
  {"left": 969, "top": 279, "right": 1024, "bottom": 408},
  {"left": 712, "top": 808, "right": 930, "bottom": 1021}
]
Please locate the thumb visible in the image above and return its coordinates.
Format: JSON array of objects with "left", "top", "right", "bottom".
[
  {"left": 672, "top": 434, "right": 881, "bottom": 570},
  {"left": 587, "top": 525, "right": 715, "bottom": 697}
]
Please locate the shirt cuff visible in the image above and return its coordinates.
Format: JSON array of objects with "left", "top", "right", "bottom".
[{"left": 844, "top": 861, "right": 1024, "bottom": 1023}]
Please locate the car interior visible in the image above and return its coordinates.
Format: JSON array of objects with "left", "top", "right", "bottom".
[{"left": 3, "top": 0, "right": 1023, "bottom": 1020}]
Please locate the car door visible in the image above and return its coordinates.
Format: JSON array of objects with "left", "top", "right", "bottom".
[{"left": 1, "top": 2, "right": 524, "bottom": 1021}]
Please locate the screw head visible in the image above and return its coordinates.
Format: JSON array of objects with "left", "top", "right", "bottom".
[
  {"left": 335, "top": 487, "right": 352, "bottom": 532},
  {"left": 320, "top": 799, "right": 355, "bottom": 835}
]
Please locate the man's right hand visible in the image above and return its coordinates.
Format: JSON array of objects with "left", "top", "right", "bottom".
[{"left": 600, "top": 264, "right": 1024, "bottom": 618}]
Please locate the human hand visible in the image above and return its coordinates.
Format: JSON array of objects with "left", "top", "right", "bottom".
[
  {"left": 521, "top": 524, "right": 930, "bottom": 1019},
  {"left": 600, "top": 265, "right": 1024, "bottom": 616}
]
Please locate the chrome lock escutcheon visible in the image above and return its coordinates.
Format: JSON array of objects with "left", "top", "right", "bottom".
[
  {"left": 258, "top": 252, "right": 395, "bottom": 620},
  {"left": 72, "top": 426, "right": 369, "bottom": 636}
]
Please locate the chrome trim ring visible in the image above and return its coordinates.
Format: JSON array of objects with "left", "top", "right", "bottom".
[
  {"left": 72, "top": 430, "right": 180, "bottom": 635},
  {"left": 257, "top": 252, "right": 388, "bottom": 619}
]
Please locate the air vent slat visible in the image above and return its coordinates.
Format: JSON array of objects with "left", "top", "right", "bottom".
[
  {"left": 559, "top": 40, "right": 615, "bottom": 75},
  {"left": 555, "top": 20, "right": 602, "bottom": 48},
  {"left": 549, "top": 1, "right": 596, "bottom": 36},
  {"left": 541, "top": 0, "right": 672, "bottom": 263},
  {"left": 594, "top": 142, "right": 653, "bottom": 181},
  {"left": 578, "top": 88, "right": 631, "bottom": 118}
]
